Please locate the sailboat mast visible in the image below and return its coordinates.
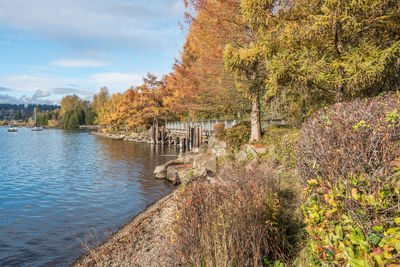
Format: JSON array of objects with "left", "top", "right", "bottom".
[{"left": 34, "top": 107, "right": 37, "bottom": 126}]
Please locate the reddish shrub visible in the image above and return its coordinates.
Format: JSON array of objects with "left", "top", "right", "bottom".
[
  {"left": 298, "top": 94, "right": 400, "bottom": 265},
  {"left": 297, "top": 93, "right": 400, "bottom": 184},
  {"left": 171, "top": 163, "right": 303, "bottom": 266}
]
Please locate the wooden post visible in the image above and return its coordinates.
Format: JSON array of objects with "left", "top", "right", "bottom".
[
  {"left": 186, "top": 125, "right": 190, "bottom": 150},
  {"left": 160, "top": 126, "right": 165, "bottom": 145},
  {"left": 150, "top": 126, "right": 155, "bottom": 144},
  {"left": 155, "top": 120, "right": 159, "bottom": 144},
  {"left": 190, "top": 127, "right": 194, "bottom": 149},
  {"left": 198, "top": 126, "right": 202, "bottom": 147},
  {"left": 193, "top": 126, "right": 197, "bottom": 148}
]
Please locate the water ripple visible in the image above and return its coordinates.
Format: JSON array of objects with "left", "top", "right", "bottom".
[{"left": 0, "top": 127, "right": 177, "bottom": 266}]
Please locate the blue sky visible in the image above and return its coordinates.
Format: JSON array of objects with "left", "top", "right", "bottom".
[{"left": 0, "top": 0, "right": 186, "bottom": 104}]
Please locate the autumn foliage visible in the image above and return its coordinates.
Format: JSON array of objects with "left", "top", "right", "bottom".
[{"left": 298, "top": 94, "right": 400, "bottom": 265}]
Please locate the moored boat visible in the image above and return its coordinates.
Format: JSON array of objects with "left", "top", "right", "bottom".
[{"left": 32, "top": 108, "right": 43, "bottom": 131}]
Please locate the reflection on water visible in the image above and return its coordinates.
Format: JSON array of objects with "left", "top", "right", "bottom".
[{"left": 0, "top": 127, "right": 177, "bottom": 266}]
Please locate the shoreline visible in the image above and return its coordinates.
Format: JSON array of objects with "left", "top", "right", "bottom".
[
  {"left": 71, "top": 188, "right": 178, "bottom": 266},
  {"left": 72, "top": 131, "right": 180, "bottom": 266}
]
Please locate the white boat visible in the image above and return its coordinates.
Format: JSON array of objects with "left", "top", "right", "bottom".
[
  {"left": 7, "top": 127, "right": 17, "bottom": 132},
  {"left": 32, "top": 107, "right": 43, "bottom": 131},
  {"left": 32, "top": 126, "right": 43, "bottom": 131}
]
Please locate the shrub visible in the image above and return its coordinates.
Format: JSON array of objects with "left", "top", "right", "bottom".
[
  {"left": 213, "top": 122, "right": 225, "bottom": 136},
  {"left": 261, "top": 126, "right": 299, "bottom": 169},
  {"left": 298, "top": 93, "right": 400, "bottom": 265},
  {"left": 219, "top": 121, "right": 250, "bottom": 150},
  {"left": 297, "top": 93, "right": 400, "bottom": 183},
  {"left": 171, "top": 163, "right": 304, "bottom": 266}
]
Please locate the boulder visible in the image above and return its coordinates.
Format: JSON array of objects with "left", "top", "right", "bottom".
[
  {"left": 244, "top": 144, "right": 267, "bottom": 157},
  {"left": 166, "top": 166, "right": 180, "bottom": 183},
  {"left": 154, "top": 159, "right": 183, "bottom": 179},
  {"left": 212, "top": 141, "right": 228, "bottom": 158},
  {"left": 193, "top": 153, "right": 217, "bottom": 173},
  {"left": 214, "top": 140, "right": 227, "bottom": 149},
  {"left": 177, "top": 152, "right": 200, "bottom": 164},
  {"left": 253, "top": 147, "right": 267, "bottom": 154},
  {"left": 166, "top": 164, "right": 197, "bottom": 184},
  {"left": 208, "top": 136, "right": 218, "bottom": 148},
  {"left": 244, "top": 144, "right": 257, "bottom": 157}
]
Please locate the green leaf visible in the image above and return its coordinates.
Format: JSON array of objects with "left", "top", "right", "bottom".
[{"left": 366, "top": 233, "right": 381, "bottom": 246}]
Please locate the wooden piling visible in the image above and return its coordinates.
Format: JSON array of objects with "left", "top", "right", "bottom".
[
  {"left": 155, "top": 122, "right": 159, "bottom": 144},
  {"left": 186, "top": 125, "right": 190, "bottom": 150},
  {"left": 160, "top": 126, "right": 165, "bottom": 144},
  {"left": 190, "top": 127, "right": 194, "bottom": 149},
  {"left": 198, "top": 126, "right": 202, "bottom": 147},
  {"left": 150, "top": 126, "right": 155, "bottom": 144}
]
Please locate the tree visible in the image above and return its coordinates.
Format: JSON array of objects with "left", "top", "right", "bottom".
[
  {"left": 223, "top": 0, "right": 282, "bottom": 142},
  {"left": 164, "top": 0, "right": 249, "bottom": 121},
  {"left": 60, "top": 95, "right": 83, "bottom": 117},
  {"left": 92, "top": 87, "right": 110, "bottom": 124},
  {"left": 85, "top": 108, "right": 96, "bottom": 125},
  {"left": 125, "top": 73, "right": 172, "bottom": 129},
  {"left": 60, "top": 95, "right": 86, "bottom": 129},
  {"left": 242, "top": 0, "right": 400, "bottom": 122}
]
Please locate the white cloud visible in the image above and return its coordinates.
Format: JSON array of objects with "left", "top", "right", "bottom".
[
  {"left": 0, "top": 71, "right": 146, "bottom": 102},
  {"left": 0, "top": 74, "right": 64, "bottom": 93},
  {"left": 32, "top": 89, "right": 51, "bottom": 99},
  {"left": 0, "top": 93, "right": 58, "bottom": 105},
  {"left": 51, "top": 59, "right": 108, "bottom": 68},
  {"left": 0, "top": 0, "right": 185, "bottom": 51},
  {"left": 88, "top": 72, "right": 143, "bottom": 90}
]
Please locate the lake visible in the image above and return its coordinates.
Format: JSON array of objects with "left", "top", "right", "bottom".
[{"left": 0, "top": 127, "right": 178, "bottom": 266}]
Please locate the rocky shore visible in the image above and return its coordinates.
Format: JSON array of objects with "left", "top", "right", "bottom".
[
  {"left": 90, "top": 130, "right": 153, "bottom": 143},
  {"left": 72, "top": 190, "right": 179, "bottom": 267},
  {"left": 73, "top": 131, "right": 269, "bottom": 266}
]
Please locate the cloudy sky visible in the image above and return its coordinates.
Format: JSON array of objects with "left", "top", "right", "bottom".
[{"left": 0, "top": 0, "right": 186, "bottom": 104}]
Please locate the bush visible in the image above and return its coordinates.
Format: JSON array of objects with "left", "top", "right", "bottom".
[
  {"left": 261, "top": 126, "right": 299, "bottom": 169},
  {"left": 298, "top": 93, "right": 400, "bottom": 183},
  {"left": 219, "top": 121, "right": 250, "bottom": 150},
  {"left": 171, "top": 163, "right": 304, "bottom": 266},
  {"left": 213, "top": 122, "right": 225, "bottom": 136},
  {"left": 298, "top": 94, "right": 400, "bottom": 265}
]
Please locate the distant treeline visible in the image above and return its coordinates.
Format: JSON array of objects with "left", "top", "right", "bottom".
[{"left": 0, "top": 104, "right": 59, "bottom": 120}]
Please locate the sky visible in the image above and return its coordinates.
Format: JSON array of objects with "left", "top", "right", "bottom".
[{"left": 0, "top": 0, "right": 186, "bottom": 105}]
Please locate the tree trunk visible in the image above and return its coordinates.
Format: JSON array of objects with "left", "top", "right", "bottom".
[{"left": 250, "top": 94, "right": 261, "bottom": 143}]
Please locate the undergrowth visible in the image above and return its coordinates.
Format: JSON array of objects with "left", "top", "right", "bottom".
[
  {"left": 171, "top": 162, "right": 304, "bottom": 266},
  {"left": 298, "top": 93, "right": 400, "bottom": 265}
]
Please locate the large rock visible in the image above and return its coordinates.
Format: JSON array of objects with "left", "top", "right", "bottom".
[
  {"left": 166, "top": 166, "right": 180, "bottom": 183},
  {"left": 244, "top": 144, "right": 267, "bottom": 157},
  {"left": 208, "top": 136, "right": 219, "bottom": 148},
  {"left": 193, "top": 153, "right": 217, "bottom": 173},
  {"left": 177, "top": 152, "right": 201, "bottom": 164},
  {"left": 212, "top": 141, "right": 228, "bottom": 158},
  {"left": 154, "top": 159, "right": 183, "bottom": 179},
  {"left": 166, "top": 164, "right": 197, "bottom": 184}
]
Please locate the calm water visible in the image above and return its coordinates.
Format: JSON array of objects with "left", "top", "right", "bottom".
[{"left": 0, "top": 127, "right": 178, "bottom": 266}]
